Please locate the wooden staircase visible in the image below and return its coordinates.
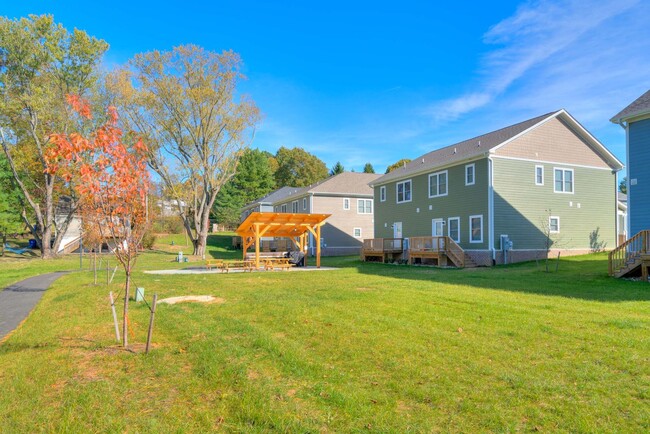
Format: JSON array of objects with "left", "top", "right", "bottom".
[{"left": 608, "top": 230, "right": 650, "bottom": 278}]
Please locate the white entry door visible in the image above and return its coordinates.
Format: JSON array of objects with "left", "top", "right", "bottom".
[
  {"left": 393, "top": 222, "right": 402, "bottom": 238},
  {"left": 432, "top": 218, "right": 444, "bottom": 236}
]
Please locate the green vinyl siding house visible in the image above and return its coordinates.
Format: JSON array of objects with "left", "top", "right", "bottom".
[{"left": 371, "top": 109, "right": 624, "bottom": 266}]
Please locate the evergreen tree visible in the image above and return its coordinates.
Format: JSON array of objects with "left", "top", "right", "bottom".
[
  {"left": 363, "top": 163, "right": 375, "bottom": 173},
  {"left": 213, "top": 149, "right": 276, "bottom": 226},
  {"left": 330, "top": 161, "right": 345, "bottom": 176}
]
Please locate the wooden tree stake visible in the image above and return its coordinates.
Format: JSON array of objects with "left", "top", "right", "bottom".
[
  {"left": 109, "top": 291, "right": 121, "bottom": 343},
  {"left": 145, "top": 293, "right": 158, "bottom": 354}
]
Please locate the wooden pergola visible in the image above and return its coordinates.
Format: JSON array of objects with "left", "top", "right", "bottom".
[{"left": 235, "top": 212, "right": 331, "bottom": 269}]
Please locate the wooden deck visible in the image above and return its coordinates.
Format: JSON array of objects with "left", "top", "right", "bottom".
[
  {"left": 361, "top": 238, "right": 404, "bottom": 262},
  {"left": 362, "top": 236, "right": 472, "bottom": 268},
  {"left": 409, "top": 236, "right": 466, "bottom": 267}
]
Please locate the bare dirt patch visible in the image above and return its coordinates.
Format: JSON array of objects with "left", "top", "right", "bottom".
[{"left": 157, "top": 295, "right": 225, "bottom": 305}]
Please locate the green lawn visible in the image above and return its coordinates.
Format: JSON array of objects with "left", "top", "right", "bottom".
[{"left": 1, "top": 234, "right": 648, "bottom": 432}]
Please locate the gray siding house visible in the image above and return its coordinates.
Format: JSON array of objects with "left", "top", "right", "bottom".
[
  {"left": 242, "top": 172, "right": 380, "bottom": 256},
  {"left": 371, "top": 110, "right": 623, "bottom": 265},
  {"left": 611, "top": 89, "right": 650, "bottom": 237}
]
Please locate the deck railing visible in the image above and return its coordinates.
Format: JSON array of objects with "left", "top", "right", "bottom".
[
  {"left": 608, "top": 230, "right": 650, "bottom": 276},
  {"left": 410, "top": 236, "right": 465, "bottom": 267},
  {"left": 410, "top": 236, "right": 446, "bottom": 252},
  {"left": 362, "top": 238, "right": 404, "bottom": 252}
]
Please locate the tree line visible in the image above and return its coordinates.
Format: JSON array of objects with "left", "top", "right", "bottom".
[{"left": 0, "top": 14, "right": 404, "bottom": 258}]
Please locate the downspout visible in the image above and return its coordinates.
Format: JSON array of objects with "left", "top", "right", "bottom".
[{"left": 488, "top": 155, "right": 495, "bottom": 264}]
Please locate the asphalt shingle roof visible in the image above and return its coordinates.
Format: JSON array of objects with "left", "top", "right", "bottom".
[
  {"left": 373, "top": 111, "right": 558, "bottom": 185},
  {"left": 611, "top": 89, "right": 650, "bottom": 124}
]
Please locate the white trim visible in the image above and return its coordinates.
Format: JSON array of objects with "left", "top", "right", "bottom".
[
  {"left": 428, "top": 170, "right": 448, "bottom": 198},
  {"left": 535, "top": 165, "right": 544, "bottom": 186},
  {"left": 625, "top": 123, "right": 631, "bottom": 236},
  {"left": 553, "top": 167, "right": 575, "bottom": 194},
  {"left": 281, "top": 204, "right": 287, "bottom": 213},
  {"left": 357, "top": 199, "right": 373, "bottom": 214},
  {"left": 490, "top": 155, "right": 612, "bottom": 171},
  {"left": 488, "top": 157, "right": 494, "bottom": 258},
  {"left": 465, "top": 163, "right": 475, "bottom": 186},
  {"left": 557, "top": 109, "right": 623, "bottom": 169},
  {"left": 448, "top": 217, "right": 460, "bottom": 243},
  {"left": 396, "top": 179, "right": 412, "bottom": 204},
  {"left": 292, "top": 200, "right": 299, "bottom": 213},
  {"left": 469, "top": 214, "right": 483, "bottom": 244},
  {"left": 380, "top": 185, "right": 386, "bottom": 202},
  {"left": 490, "top": 109, "right": 623, "bottom": 170},
  {"left": 490, "top": 112, "right": 559, "bottom": 154},
  {"left": 549, "top": 216, "right": 560, "bottom": 233},
  {"left": 343, "top": 198, "right": 350, "bottom": 210},
  {"left": 353, "top": 227, "right": 362, "bottom": 238},
  {"left": 303, "top": 197, "right": 307, "bottom": 210}
]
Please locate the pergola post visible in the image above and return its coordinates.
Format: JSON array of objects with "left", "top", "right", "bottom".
[
  {"left": 254, "top": 223, "right": 261, "bottom": 269},
  {"left": 316, "top": 223, "right": 321, "bottom": 268}
]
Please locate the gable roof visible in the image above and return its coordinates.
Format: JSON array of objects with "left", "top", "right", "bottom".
[
  {"left": 611, "top": 89, "right": 650, "bottom": 124},
  {"left": 305, "top": 172, "right": 381, "bottom": 195},
  {"left": 242, "top": 186, "right": 301, "bottom": 210},
  {"left": 372, "top": 109, "right": 622, "bottom": 186},
  {"left": 244, "top": 172, "right": 381, "bottom": 210}
]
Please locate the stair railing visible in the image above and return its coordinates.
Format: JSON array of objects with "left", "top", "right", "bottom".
[{"left": 608, "top": 230, "right": 649, "bottom": 276}]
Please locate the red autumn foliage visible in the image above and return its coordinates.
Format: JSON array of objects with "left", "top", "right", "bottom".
[{"left": 46, "top": 94, "right": 150, "bottom": 348}]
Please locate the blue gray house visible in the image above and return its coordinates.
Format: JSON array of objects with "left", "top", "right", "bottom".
[
  {"left": 609, "top": 89, "right": 650, "bottom": 278},
  {"left": 611, "top": 90, "right": 650, "bottom": 236}
]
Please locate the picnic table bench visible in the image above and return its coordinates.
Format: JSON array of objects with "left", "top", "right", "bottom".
[
  {"left": 262, "top": 257, "right": 295, "bottom": 271},
  {"left": 205, "top": 259, "right": 224, "bottom": 270},
  {"left": 220, "top": 260, "right": 255, "bottom": 273}
]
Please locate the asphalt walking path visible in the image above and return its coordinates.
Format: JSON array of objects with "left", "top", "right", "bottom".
[{"left": 0, "top": 272, "right": 68, "bottom": 341}]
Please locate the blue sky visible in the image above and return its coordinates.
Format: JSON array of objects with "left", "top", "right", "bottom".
[{"left": 4, "top": 0, "right": 650, "bottom": 174}]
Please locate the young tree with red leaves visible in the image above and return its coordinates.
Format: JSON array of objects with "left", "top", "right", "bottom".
[{"left": 46, "top": 95, "right": 150, "bottom": 348}]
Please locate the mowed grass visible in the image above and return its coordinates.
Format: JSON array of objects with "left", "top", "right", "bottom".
[{"left": 0, "top": 234, "right": 648, "bottom": 432}]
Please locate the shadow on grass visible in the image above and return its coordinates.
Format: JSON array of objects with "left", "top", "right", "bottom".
[{"left": 342, "top": 253, "right": 650, "bottom": 303}]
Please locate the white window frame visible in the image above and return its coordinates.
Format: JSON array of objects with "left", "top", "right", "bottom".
[
  {"left": 535, "top": 165, "right": 544, "bottom": 186},
  {"left": 448, "top": 217, "right": 460, "bottom": 243},
  {"left": 553, "top": 167, "right": 574, "bottom": 194},
  {"left": 469, "top": 214, "right": 483, "bottom": 244},
  {"left": 357, "top": 199, "right": 373, "bottom": 214},
  {"left": 281, "top": 204, "right": 287, "bottom": 213},
  {"left": 292, "top": 200, "right": 299, "bottom": 213},
  {"left": 274, "top": 206, "right": 279, "bottom": 212},
  {"left": 303, "top": 198, "right": 307, "bottom": 210},
  {"left": 343, "top": 198, "right": 350, "bottom": 210},
  {"left": 549, "top": 216, "right": 560, "bottom": 233},
  {"left": 396, "top": 180, "right": 412, "bottom": 203},
  {"left": 465, "top": 164, "right": 475, "bottom": 186},
  {"left": 380, "top": 186, "right": 386, "bottom": 202},
  {"left": 353, "top": 227, "right": 362, "bottom": 238},
  {"left": 428, "top": 170, "right": 448, "bottom": 198}
]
